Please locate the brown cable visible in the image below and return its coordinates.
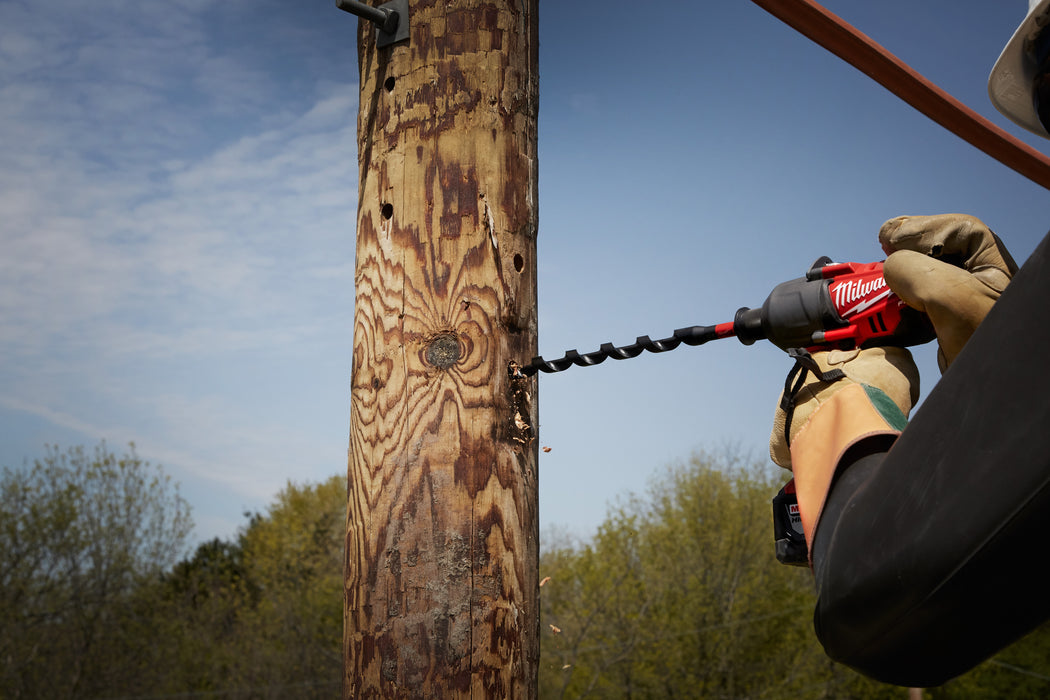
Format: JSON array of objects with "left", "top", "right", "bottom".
[{"left": 750, "top": 0, "right": 1050, "bottom": 191}]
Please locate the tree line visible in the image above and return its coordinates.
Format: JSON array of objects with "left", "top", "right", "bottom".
[{"left": 2, "top": 443, "right": 1047, "bottom": 698}]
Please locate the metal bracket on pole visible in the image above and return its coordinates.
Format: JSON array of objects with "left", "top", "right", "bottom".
[{"left": 336, "top": 0, "right": 410, "bottom": 48}]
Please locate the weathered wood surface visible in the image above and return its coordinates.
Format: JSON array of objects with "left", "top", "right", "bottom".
[{"left": 345, "top": 1, "right": 539, "bottom": 697}]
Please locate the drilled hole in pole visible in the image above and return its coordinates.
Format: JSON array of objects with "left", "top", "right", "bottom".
[
  {"left": 513, "top": 254, "right": 524, "bottom": 273},
  {"left": 381, "top": 203, "right": 394, "bottom": 220}
]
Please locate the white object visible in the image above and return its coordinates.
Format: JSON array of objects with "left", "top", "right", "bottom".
[{"left": 988, "top": 0, "right": 1050, "bottom": 138}]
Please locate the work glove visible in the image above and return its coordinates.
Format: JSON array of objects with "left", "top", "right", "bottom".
[
  {"left": 769, "top": 346, "right": 920, "bottom": 554},
  {"left": 769, "top": 346, "right": 920, "bottom": 469},
  {"left": 768, "top": 213, "right": 1015, "bottom": 557},
  {"left": 878, "top": 214, "right": 1018, "bottom": 371}
]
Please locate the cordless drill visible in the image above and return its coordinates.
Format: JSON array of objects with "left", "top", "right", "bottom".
[
  {"left": 521, "top": 255, "right": 934, "bottom": 376},
  {"left": 730, "top": 255, "right": 935, "bottom": 352},
  {"left": 520, "top": 256, "right": 935, "bottom": 566},
  {"left": 750, "top": 256, "right": 934, "bottom": 566}
]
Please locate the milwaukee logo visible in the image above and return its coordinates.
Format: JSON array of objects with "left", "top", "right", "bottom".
[{"left": 831, "top": 274, "right": 889, "bottom": 313}]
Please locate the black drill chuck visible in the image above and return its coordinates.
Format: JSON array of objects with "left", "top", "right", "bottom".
[
  {"left": 732, "top": 275, "right": 843, "bottom": 351},
  {"left": 733, "top": 307, "right": 766, "bottom": 345}
]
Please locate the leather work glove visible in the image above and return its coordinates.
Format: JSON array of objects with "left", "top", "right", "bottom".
[
  {"left": 878, "top": 214, "right": 1018, "bottom": 371},
  {"left": 769, "top": 346, "right": 920, "bottom": 553},
  {"left": 770, "top": 347, "right": 920, "bottom": 469}
]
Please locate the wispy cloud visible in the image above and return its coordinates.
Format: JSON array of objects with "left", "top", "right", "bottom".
[{"left": 1, "top": 0, "right": 359, "bottom": 539}]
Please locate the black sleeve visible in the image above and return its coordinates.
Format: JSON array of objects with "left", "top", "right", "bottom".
[{"left": 806, "top": 229, "right": 1050, "bottom": 688}]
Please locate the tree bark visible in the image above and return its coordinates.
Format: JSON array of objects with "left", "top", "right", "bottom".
[{"left": 344, "top": 1, "right": 539, "bottom": 697}]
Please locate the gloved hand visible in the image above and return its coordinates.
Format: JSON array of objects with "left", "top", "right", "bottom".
[
  {"left": 879, "top": 214, "right": 1018, "bottom": 371},
  {"left": 769, "top": 213, "right": 1017, "bottom": 560},
  {"left": 769, "top": 346, "right": 920, "bottom": 553},
  {"left": 769, "top": 346, "right": 920, "bottom": 469}
]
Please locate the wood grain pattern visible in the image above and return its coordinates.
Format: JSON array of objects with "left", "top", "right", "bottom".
[{"left": 345, "top": 1, "right": 539, "bottom": 697}]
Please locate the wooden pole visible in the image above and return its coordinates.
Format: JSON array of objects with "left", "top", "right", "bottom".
[{"left": 344, "top": 0, "right": 539, "bottom": 697}]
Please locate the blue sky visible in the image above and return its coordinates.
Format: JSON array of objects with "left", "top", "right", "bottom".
[{"left": 2, "top": 0, "right": 1048, "bottom": 546}]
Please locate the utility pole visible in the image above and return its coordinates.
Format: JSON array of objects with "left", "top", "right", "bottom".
[{"left": 343, "top": 0, "right": 539, "bottom": 697}]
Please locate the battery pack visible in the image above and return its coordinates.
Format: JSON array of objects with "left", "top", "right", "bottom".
[{"left": 773, "top": 479, "right": 808, "bottom": 566}]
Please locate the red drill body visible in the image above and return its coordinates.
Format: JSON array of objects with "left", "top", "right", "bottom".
[
  {"left": 521, "top": 257, "right": 934, "bottom": 376},
  {"left": 732, "top": 257, "right": 935, "bottom": 352}
]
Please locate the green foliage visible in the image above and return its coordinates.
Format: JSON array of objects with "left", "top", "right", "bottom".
[
  {"left": 538, "top": 450, "right": 902, "bottom": 699},
  {"left": 148, "top": 537, "right": 256, "bottom": 694},
  {"left": 0, "top": 442, "right": 192, "bottom": 699},
  {"left": 5, "top": 443, "right": 1050, "bottom": 698},
  {"left": 147, "top": 476, "right": 346, "bottom": 699},
  {"left": 0, "top": 445, "right": 345, "bottom": 699},
  {"left": 234, "top": 476, "right": 345, "bottom": 695}
]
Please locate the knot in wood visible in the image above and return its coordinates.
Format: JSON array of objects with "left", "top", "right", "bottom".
[{"left": 425, "top": 333, "right": 462, "bottom": 369}]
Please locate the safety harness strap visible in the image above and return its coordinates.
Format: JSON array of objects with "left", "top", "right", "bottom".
[{"left": 781, "top": 347, "right": 846, "bottom": 446}]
